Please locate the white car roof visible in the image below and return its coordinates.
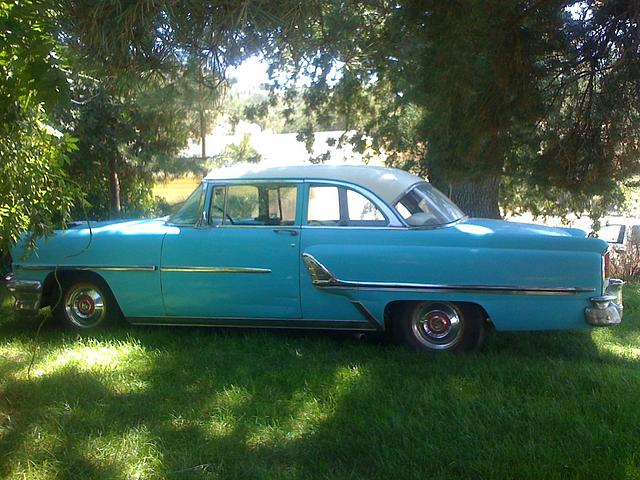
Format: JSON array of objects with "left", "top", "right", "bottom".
[{"left": 204, "top": 164, "right": 424, "bottom": 204}]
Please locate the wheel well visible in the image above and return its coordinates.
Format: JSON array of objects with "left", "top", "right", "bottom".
[
  {"left": 41, "top": 269, "right": 112, "bottom": 309},
  {"left": 384, "top": 300, "right": 491, "bottom": 330}
]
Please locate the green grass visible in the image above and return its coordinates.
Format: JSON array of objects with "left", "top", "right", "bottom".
[{"left": 1, "top": 286, "right": 640, "bottom": 479}]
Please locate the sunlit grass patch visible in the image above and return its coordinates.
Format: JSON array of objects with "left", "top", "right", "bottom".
[{"left": 27, "top": 337, "right": 153, "bottom": 381}]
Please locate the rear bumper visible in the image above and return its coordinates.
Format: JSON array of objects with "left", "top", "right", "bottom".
[
  {"left": 5, "top": 274, "right": 42, "bottom": 314},
  {"left": 585, "top": 278, "right": 624, "bottom": 326}
]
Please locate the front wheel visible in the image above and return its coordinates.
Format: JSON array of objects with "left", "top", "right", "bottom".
[
  {"left": 55, "top": 279, "right": 121, "bottom": 330},
  {"left": 394, "top": 301, "right": 485, "bottom": 352}
]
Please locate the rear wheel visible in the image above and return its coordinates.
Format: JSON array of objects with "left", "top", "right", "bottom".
[
  {"left": 55, "top": 279, "right": 121, "bottom": 330},
  {"left": 394, "top": 301, "right": 485, "bottom": 352}
]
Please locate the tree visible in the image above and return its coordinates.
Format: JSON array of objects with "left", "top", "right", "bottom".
[
  {"left": 67, "top": 76, "right": 210, "bottom": 219},
  {"left": 0, "top": 0, "right": 79, "bottom": 254},
  {"left": 261, "top": 0, "right": 640, "bottom": 220},
  {"left": 177, "top": 63, "right": 227, "bottom": 161},
  {"left": 258, "top": 0, "right": 557, "bottom": 218},
  {"left": 6, "top": 0, "right": 638, "bottom": 236},
  {"left": 529, "top": 0, "right": 640, "bottom": 213},
  {"left": 210, "top": 133, "right": 262, "bottom": 167}
]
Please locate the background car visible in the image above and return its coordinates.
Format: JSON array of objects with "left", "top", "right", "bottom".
[{"left": 596, "top": 217, "right": 640, "bottom": 252}]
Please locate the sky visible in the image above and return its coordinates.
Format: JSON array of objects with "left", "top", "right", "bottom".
[
  {"left": 227, "top": 55, "right": 344, "bottom": 91},
  {"left": 227, "top": 56, "right": 270, "bottom": 91}
]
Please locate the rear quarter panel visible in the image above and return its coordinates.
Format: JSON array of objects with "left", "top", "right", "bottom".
[{"left": 299, "top": 222, "right": 606, "bottom": 331}]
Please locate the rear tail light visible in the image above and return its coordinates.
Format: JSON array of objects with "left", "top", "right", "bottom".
[{"left": 604, "top": 250, "right": 611, "bottom": 278}]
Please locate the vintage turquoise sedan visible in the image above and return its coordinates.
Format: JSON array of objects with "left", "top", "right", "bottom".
[{"left": 5, "top": 165, "right": 624, "bottom": 351}]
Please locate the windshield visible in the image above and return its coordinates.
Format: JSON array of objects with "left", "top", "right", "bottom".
[
  {"left": 394, "top": 182, "right": 465, "bottom": 226},
  {"left": 168, "top": 184, "right": 206, "bottom": 225}
]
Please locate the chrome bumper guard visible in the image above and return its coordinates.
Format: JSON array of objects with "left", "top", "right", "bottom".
[
  {"left": 585, "top": 278, "right": 624, "bottom": 326},
  {"left": 5, "top": 275, "right": 43, "bottom": 314}
]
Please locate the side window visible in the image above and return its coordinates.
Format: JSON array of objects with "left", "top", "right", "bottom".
[
  {"left": 226, "top": 185, "right": 259, "bottom": 224},
  {"left": 215, "top": 184, "right": 298, "bottom": 226},
  {"left": 209, "top": 186, "right": 226, "bottom": 225},
  {"left": 346, "top": 189, "right": 386, "bottom": 225},
  {"left": 267, "top": 186, "right": 297, "bottom": 225},
  {"left": 307, "top": 185, "right": 387, "bottom": 227},
  {"left": 307, "top": 186, "right": 341, "bottom": 226}
]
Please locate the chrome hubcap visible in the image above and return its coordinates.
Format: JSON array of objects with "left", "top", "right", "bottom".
[
  {"left": 65, "top": 286, "right": 105, "bottom": 328},
  {"left": 411, "top": 302, "right": 463, "bottom": 350}
]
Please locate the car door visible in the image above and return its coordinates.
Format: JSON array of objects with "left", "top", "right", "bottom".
[
  {"left": 299, "top": 182, "right": 397, "bottom": 325},
  {"left": 161, "top": 182, "right": 302, "bottom": 320}
]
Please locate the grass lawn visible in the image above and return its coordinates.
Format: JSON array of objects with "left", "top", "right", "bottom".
[{"left": 1, "top": 286, "right": 639, "bottom": 479}]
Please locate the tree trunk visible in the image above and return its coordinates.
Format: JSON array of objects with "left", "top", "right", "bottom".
[
  {"left": 108, "top": 157, "right": 121, "bottom": 217},
  {"left": 448, "top": 176, "right": 501, "bottom": 219},
  {"left": 200, "top": 108, "right": 206, "bottom": 160}
]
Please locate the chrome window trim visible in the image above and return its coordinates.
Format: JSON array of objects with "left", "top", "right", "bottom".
[
  {"left": 160, "top": 266, "right": 272, "bottom": 274},
  {"left": 15, "top": 265, "right": 157, "bottom": 272},
  {"left": 300, "top": 225, "right": 407, "bottom": 230},
  {"left": 390, "top": 181, "right": 423, "bottom": 207},
  {"left": 205, "top": 179, "right": 302, "bottom": 186},
  {"left": 406, "top": 216, "right": 468, "bottom": 230},
  {"left": 302, "top": 253, "right": 595, "bottom": 296}
]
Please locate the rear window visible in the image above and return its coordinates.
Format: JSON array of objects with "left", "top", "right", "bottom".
[{"left": 394, "top": 182, "right": 464, "bottom": 226}]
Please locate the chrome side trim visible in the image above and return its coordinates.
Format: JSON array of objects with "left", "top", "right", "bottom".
[
  {"left": 350, "top": 301, "right": 383, "bottom": 330},
  {"left": 302, "top": 254, "right": 336, "bottom": 284},
  {"left": 15, "top": 265, "right": 157, "bottom": 272},
  {"left": 160, "top": 266, "right": 272, "bottom": 274},
  {"left": 302, "top": 253, "right": 595, "bottom": 296},
  {"left": 128, "top": 317, "right": 377, "bottom": 331}
]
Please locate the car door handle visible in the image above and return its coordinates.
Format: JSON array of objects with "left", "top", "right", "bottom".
[{"left": 273, "top": 229, "right": 298, "bottom": 236}]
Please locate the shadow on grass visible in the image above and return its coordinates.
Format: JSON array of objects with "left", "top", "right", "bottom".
[{"left": 1, "top": 288, "right": 639, "bottom": 478}]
